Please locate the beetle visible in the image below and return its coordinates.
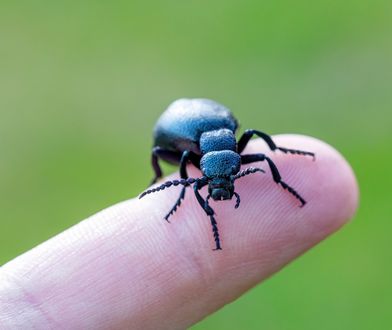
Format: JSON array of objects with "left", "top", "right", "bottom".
[{"left": 139, "top": 98, "right": 315, "bottom": 250}]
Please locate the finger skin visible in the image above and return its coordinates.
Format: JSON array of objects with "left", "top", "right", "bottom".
[{"left": 0, "top": 135, "right": 358, "bottom": 330}]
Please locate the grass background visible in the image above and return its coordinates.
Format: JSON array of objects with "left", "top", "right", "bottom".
[{"left": 0, "top": 1, "right": 391, "bottom": 329}]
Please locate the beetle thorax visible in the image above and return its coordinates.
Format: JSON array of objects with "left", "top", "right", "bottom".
[
  {"left": 199, "top": 129, "right": 236, "bottom": 154},
  {"left": 199, "top": 129, "right": 240, "bottom": 201}
]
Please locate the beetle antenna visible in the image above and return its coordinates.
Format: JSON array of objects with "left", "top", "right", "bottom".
[
  {"left": 139, "top": 177, "right": 202, "bottom": 199},
  {"left": 233, "top": 192, "right": 240, "bottom": 209},
  {"left": 233, "top": 167, "right": 265, "bottom": 181}
]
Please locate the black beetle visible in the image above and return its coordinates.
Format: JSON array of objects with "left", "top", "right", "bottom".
[{"left": 140, "top": 98, "right": 315, "bottom": 250}]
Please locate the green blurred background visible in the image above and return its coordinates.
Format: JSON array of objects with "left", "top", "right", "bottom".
[{"left": 0, "top": 1, "right": 391, "bottom": 329}]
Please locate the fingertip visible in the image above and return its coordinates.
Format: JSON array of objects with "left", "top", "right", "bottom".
[
  {"left": 255, "top": 134, "right": 359, "bottom": 235},
  {"left": 110, "top": 135, "right": 359, "bottom": 328},
  {"left": 0, "top": 134, "right": 359, "bottom": 330}
]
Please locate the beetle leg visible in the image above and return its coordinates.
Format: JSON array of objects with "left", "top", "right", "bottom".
[
  {"left": 241, "top": 153, "right": 306, "bottom": 207},
  {"left": 237, "top": 129, "right": 315, "bottom": 159},
  {"left": 150, "top": 147, "right": 182, "bottom": 185},
  {"left": 164, "top": 151, "right": 201, "bottom": 222},
  {"left": 164, "top": 186, "right": 186, "bottom": 222},
  {"left": 209, "top": 215, "right": 222, "bottom": 251},
  {"left": 193, "top": 179, "right": 222, "bottom": 250}
]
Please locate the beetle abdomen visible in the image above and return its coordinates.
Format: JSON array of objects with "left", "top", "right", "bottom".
[{"left": 153, "top": 98, "right": 238, "bottom": 153}]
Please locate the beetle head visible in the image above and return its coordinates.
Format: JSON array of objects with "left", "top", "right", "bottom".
[
  {"left": 200, "top": 150, "right": 241, "bottom": 201},
  {"left": 208, "top": 177, "right": 234, "bottom": 201}
]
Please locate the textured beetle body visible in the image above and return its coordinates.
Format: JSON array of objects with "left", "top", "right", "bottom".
[
  {"left": 153, "top": 99, "right": 238, "bottom": 155},
  {"left": 140, "top": 98, "right": 315, "bottom": 250}
]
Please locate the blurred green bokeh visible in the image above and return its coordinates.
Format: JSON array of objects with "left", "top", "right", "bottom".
[{"left": 1, "top": 1, "right": 391, "bottom": 329}]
